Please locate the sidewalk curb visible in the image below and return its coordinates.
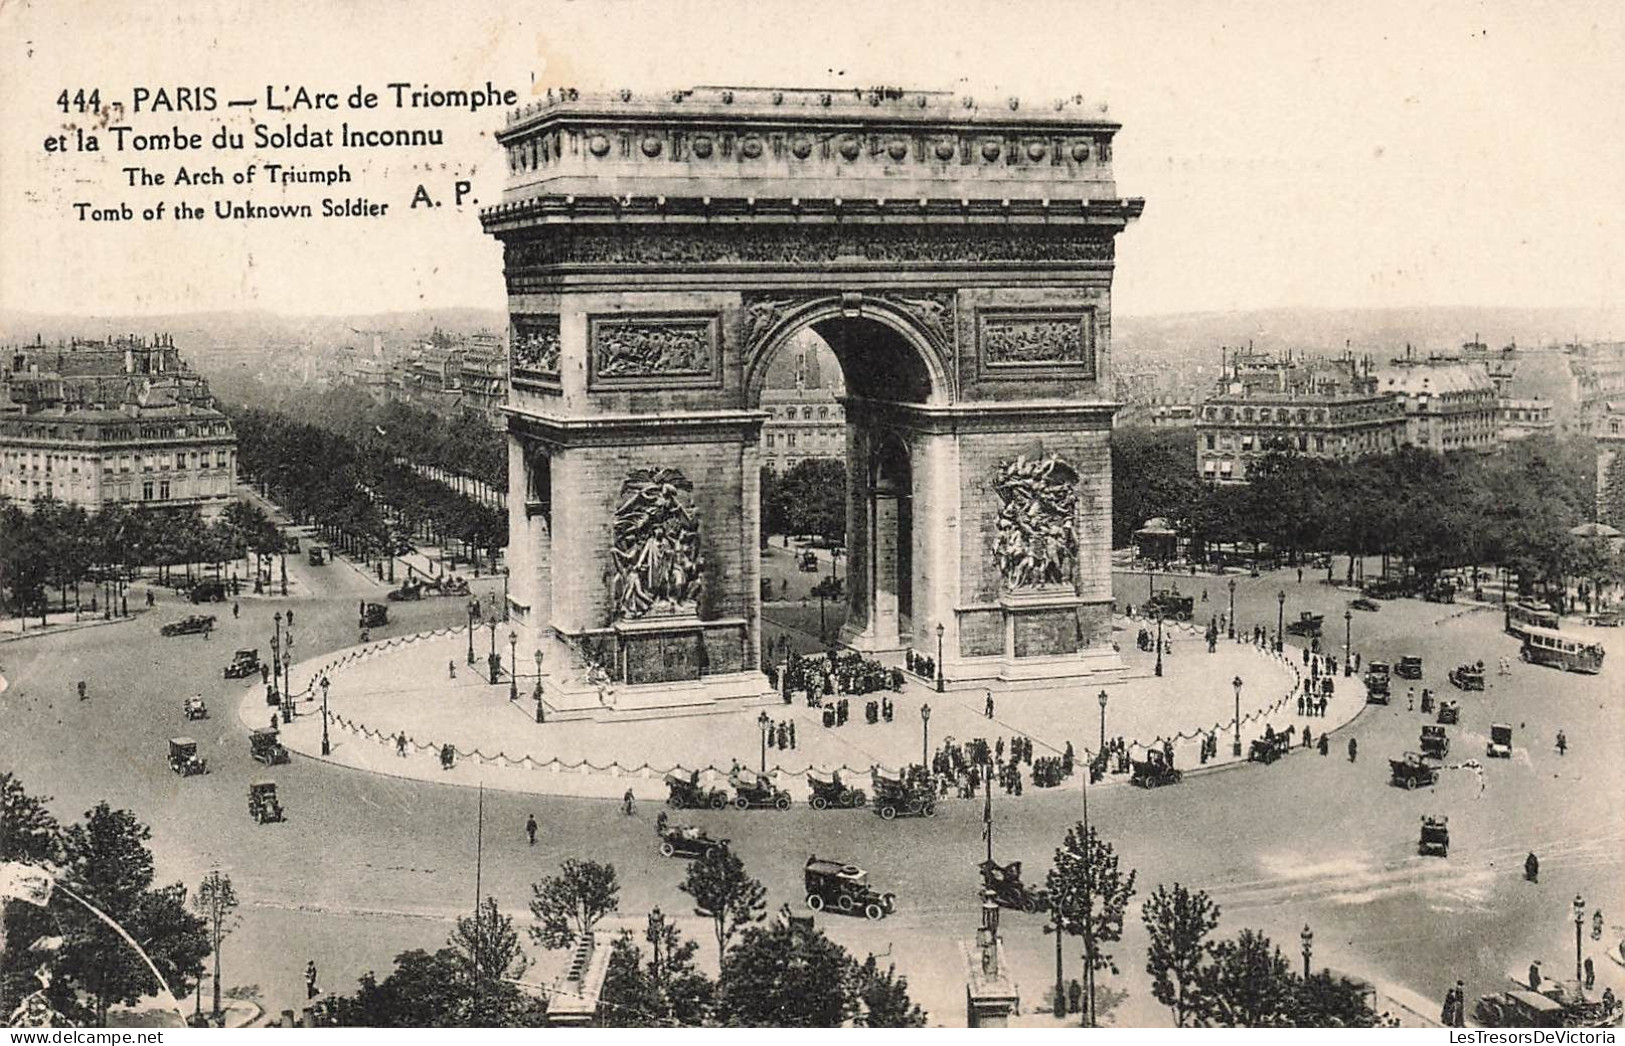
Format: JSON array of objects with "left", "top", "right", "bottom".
[{"left": 0, "top": 610, "right": 146, "bottom": 645}]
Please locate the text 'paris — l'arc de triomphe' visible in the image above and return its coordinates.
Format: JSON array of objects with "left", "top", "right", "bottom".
[{"left": 480, "top": 85, "right": 1143, "bottom": 715}]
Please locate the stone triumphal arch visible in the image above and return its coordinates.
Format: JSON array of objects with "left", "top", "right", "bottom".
[{"left": 481, "top": 86, "right": 1142, "bottom": 712}]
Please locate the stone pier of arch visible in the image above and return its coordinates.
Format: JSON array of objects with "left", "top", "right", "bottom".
[{"left": 479, "top": 86, "right": 1145, "bottom": 716}]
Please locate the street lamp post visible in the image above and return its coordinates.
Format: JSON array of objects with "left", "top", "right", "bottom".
[
  {"left": 508, "top": 631, "right": 518, "bottom": 701},
  {"left": 757, "top": 710, "right": 771, "bottom": 772},
  {"left": 1154, "top": 615, "right": 1164, "bottom": 677},
  {"left": 1574, "top": 894, "right": 1586, "bottom": 984},
  {"left": 1344, "top": 609, "right": 1353, "bottom": 677},
  {"left": 502, "top": 567, "right": 509, "bottom": 622},
  {"left": 1231, "top": 675, "right": 1243, "bottom": 757},
  {"left": 534, "top": 649, "right": 546, "bottom": 723},
  {"left": 1276, "top": 589, "right": 1286, "bottom": 652},
  {"left": 320, "top": 676, "right": 331, "bottom": 756},
  {"left": 1227, "top": 578, "right": 1236, "bottom": 639},
  {"left": 1098, "top": 689, "right": 1109, "bottom": 754},
  {"left": 466, "top": 599, "right": 478, "bottom": 665},
  {"left": 1044, "top": 914, "right": 1066, "bottom": 1018},
  {"left": 486, "top": 619, "right": 498, "bottom": 683},
  {"left": 920, "top": 703, "right": 931, "bottom": 768},
  {"left": 935, "top": 622, "right": 945, "bottom": 693},
  {"left": 1301, "top": 924, "right": 1313, "bottom": 981}
]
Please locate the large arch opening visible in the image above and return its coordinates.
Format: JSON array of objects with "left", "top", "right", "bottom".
[{"left": 749, "top": 309, "right": 943, "bottom": 660}]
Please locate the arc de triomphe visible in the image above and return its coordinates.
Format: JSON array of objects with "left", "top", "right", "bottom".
[{"left": 480, "top": 86, "right": 1142, "bottom": 712}]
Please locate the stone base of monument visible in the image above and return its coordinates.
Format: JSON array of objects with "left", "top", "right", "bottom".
[
  {"left": 939, "top": 590, "right": 1126, "bottom": 689},
  {"left": 537, "top": 614, "right": 779, "bottom": 723}
]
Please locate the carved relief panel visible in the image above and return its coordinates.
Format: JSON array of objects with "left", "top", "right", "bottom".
[
  {"left": 510, "top": 314, "right": 561, "bottom": 386},
  {"left": 588, "top": 314, "right": 721, "bottom": 390},
  {"left": 992, "top": 452, "right": 1079, "bottom": 590},
  {"left": 975, "top": 308, "right": 1097, "bottom": 382}
]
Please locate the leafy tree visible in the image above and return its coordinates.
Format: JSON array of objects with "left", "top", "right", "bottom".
[
  {"left": 598, "top": 910, "right": 714, "bottom": 1027},
  {"left": 1192, "top": 928, "right": 1294, "bottom": 1027},
  {"left": 1141, "top": 882, "right": 1221, "bottom": 1026},
  {"left": 1047, "top": 823, "right": 1137, "bottom": 1027},
  {"left": 191, "top": 871, "right": 239, "bottom": 1020},
  {"left": 852, "top": 955, "right": 927, "bottom": 1028},
  {"left": 56, "top": 803, "right": 208, "bottom": 1026},
  {"left": 1289, "top": 971, "right": 1386, "bottom": 1027},
  {"left": 775, "top": 458, "right": 847, "bottom": 542},
  {"left": 678, "top": 845, "right": 766, "bottom": 957},
  {"left": 528, "top": 858, "right": 619, "bottom": 949},
  {"left": 713, "top": 922, "right": 852, "bottom": 1027},
  {"left": 0, "top": 774, "right": 63, "bottom": 1013}
]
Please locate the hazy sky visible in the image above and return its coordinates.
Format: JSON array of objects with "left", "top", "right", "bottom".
[{"left": 1, "top": 0, "right": 1621, "bottom": 318}]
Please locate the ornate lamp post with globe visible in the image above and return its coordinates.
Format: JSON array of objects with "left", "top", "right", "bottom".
[
  {"left": 1098, "top": 689, "right": 1109, "bottom": 753},
  {"left": 1231, "top": 675, "right": 1243, "bottom": 757},
  {"left": 509, "top": 631, "right": 519, "bottom": 701},
  {"left": 534, "top": 649, "right": 546, "bottom": 723},
  {"left": 320, "top": 675, "right": 331, "bottom": 756},
  {"left": 1301, "top": 924, "right": 1313, "bottom": 980},
  {"left": 1276, "top": 589, "right": 1286, "bottom": 652},
  {"left": 935, "top": 622, "right": 945, "bottom": 693},
  {"left": 757, "top": 710, "right": 771, "bottom": 771},
  {"left": 920, "top": 703, "right": 931, "bottom": 768},
  {"left": 1574, "top": 894, "right": 1586, "bottom": 983},
  {"left": 1344, "top": 608, "right": 1353, "bottom": 677},
  {"left": 1227, "top": 577, "right": 1236, "bottom": 639}
]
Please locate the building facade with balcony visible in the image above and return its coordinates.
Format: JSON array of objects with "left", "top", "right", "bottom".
[{"left": 1373, "top": 354, "right": 1500, "bottom": 453}]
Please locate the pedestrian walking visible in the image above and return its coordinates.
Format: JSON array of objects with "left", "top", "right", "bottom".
[
  {"left": 1318, "top": 734, "right": 1329, "bottom": 756},
  {"left": 1584, "top": 957, "right": 1595, "bottom": 990},
  {"left": 396, "top": 732, "right": 408, "bottom": 758},
  {"left": 1556, "top": 730, "right": 1567, "bottom": 756},
  {"left": 788, "top": 720, "right": 796, "bottom": 749},
  {"left": 623, "top": 789, "right": 635, "bottom": 816},
  {"left": 270, "top": 714, "right": 279, "bottom": 733},
  {"left": 985, "top": 691, "right": 995, "bottom": 719},
  {"left": 306, "top": 960, "right": 319, "bottom": 1000},
  {"left": 526, "top": 814, "right": 537, "bottom": 846},
  {"left": 1524, "top": 852, "right": 1539, "bottom": 883},
  {"left": 448, "top": 660, "right": 457, "bottom": 679},
  {"left": 1593, "top": 909, "right": 1604, "bottom": 941},
  {"left": 232, "top": 602, "right": 240, "bottom": 619},
  {"left": 1347, "top": 737, "right": 1357, "bottom": 762},
  {"left": 77, "top": 680, "right": 86, "bottom": 701}
]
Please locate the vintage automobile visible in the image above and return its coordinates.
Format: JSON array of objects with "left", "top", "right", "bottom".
[
  {"left": 1422, "top": 579, "right": 1457, "bottom": 604},
  {"left": 807, "top": 768, "right": 866, "bottom": 810},
  {"left": 665, "top": 769, "right": 729, "bottom": 810},
  {"left": 250, "top": 727, "right": 291, "bottom": 766},
  {"left": 387, "top": 579, "right": 425, "bottom": 602},
  {"left": 248, "top": 780, "right": 285, "bottom": 824},
  {"left": 1145, "top": 588, "right": 1194, "bottom": 621},
  {"left": 655, "top": 815, "right": 727, "bottom": 859},
  {"left": 1130, "top": 748, "right": 1183, "bottom": 788},
  {"left": 429, "top": 575, "right": 471, "bottom": 597},
  {"left": 979, "top": 859, "right": 1049, "bottom": 913},
  {"left": 1363, "top": 576, "right": 1411, "bottom": 600},
  {"left": 798, "top": 550, "right": 820, "bottom": 573},
  {"left": 161, "top": 614, "right": 216, "bottom": 638},
  {"left": 1247, "top": 733, "right": 1291, "bottom": 765},
  {"left": 307, "top": 545, "right": 329, "bottom": 566},
  {"left": 804, "top": 856, "right": 896, "bottom": 920},
  {"left": 730, "top": 768, "right": 792, "bottom": 810},
  {"left": 1349, "top": 596, "right": 1381, "bottom": 613},
  {"left": 284, "top": 534, "right": 301, "bottom": 553},
  {"left": 870, "top": 767, "right": 936, "bottom": 820},
  {"left": 1396, "top": 655, "right": 1424, "bottom": 680},
  {"left": 1389, "top": 752, "right": 1438, "bottom": 790},
  {"left": 1364, "top": 662, "right": 1392, "bottom": 703},
  {"left": 189, "top": 580, "right": 227, "bottom": 604},
  {"left": 359, "top": 602, "right": 389, "bottom": 629},
  {"left": 1486, "top": 723, "right": 1514, "bottom": 759},
  {"left": 1473, "top": 990, "right": 1565, "bottom": 1029},
  {"left": 168, "top": 737, "right": 207, "bottom": 776},
  {"left": 1436, "top": 699, "right": 1461, "bottom": 725},
  {"left": 224, "top": 648, "right": 261, "bottom": 679},
  {"left": 1419, "top": 725, "right": 1450, "bottom": 760},
  {"left": 1418, "top": 815, "right": 1450, "bottom": 857},
  {"left": 1584, "top": 609, "right": 1622, "bottom": 628},
  {"left": 183, "top": 694, "right": 209, "bottom": 721},
  {"left": 1449, "top": 663, "right": 1486, "bottom": 691},
  {"left": 1285, "top": 611, "right": 1325, "bottom": 637}
]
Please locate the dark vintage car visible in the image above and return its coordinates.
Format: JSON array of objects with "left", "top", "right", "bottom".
[
  {"left": 1449, "top": 663, "right": 1486, "bottom": 691},
  {"left": 1349, "top": 596, "right": 1381, "bottom": 613},
  {"left": 665, "top": 770, "right": 729, "bottom": 810},
  {"left": 1248, "top": 733, "right": 1291, "bottom": 765},
  {"left": 224, "top": 648, "right": 261, "bottom": 679},
  {"left": 1364, "top": 662, "right": 1392, "bottom": 703},
  {"left": 870, "top": 767, "right": 936, "bottom": 820},
  {"left": 1584, "top": 609, "right": 1622, "bottom": 628},
  {"left": 189, "top": 580, "right": 227, "bottom": 604},
  {"left": 249, "top": 780, "right": 285, "bottom": 824},
  {"left": 284, "top": 534, "right": 301, "bottom": 553},
  {"left": 798, "top": 550, "right": 820, "bottom": 573},
  {"left": 250, "top": 727, "right": 290, "bottom": 766},
  {"left": 168, "top": 737, "right": 207, "bottom": 776},
  {"left": 183, "top": 694, "right": 209, "bottom": 720},
  {"left": 161, "top": 614, "right": 216, "bottom": 638},
  {"left": 428, "top": 575, "right": 471, "bottom": 597},
  {"left": 1145, "top": 588, "right": 1194, "bottom": 621},
  {"left": 1419, "top": 725, "right": 1450, "bottom": 760},
  {"left": 1396, "top": 656, "right": 1424, "bottom": 680},
  {"left": 979, "top": 859, "right": 1049, "bottom": 913},
  {"left": 1130, "top": 748, "right": 1182, "bottom": 788},
  {"left": 804, "top": 856, "right": 896, "bottom": 920},
  {"left": 1418, "top": 815, "right": 1450, "bottom": 857},
  {"left": 387, "top": 580, "right": 425, "bottom": 602},
  {"left": 1436, "top": 699, "right": 1461, "bottom": 725},
  {"left": 730, "top": 768, "right": 792, "bottom": 810},
  {"left": 1363, "top": 576, "right": 1411, "bottom": 600},
  {"left": 359, "top": 602, "right": 389, "bottom": 629},
  {"left": 807, "top": 768, "right": 866, "bottom": 810},
  {"left": 1389, "top": 752, "right": 1438, "bottom": 790},
  {"left": 1285, "top": 611, "right": 1325, "bottom": 637},
  {"left": 655, "top": 813, "right": 727, "bottom": 859},
  {"left": 1486, "top": 723, "right": 1514, "bottom": 759},
  {"left": 308, "top": 545, "right": 329, "bottom": 566},
  {"left": 1473, "top": 990, "right": 1565, "bottom": 1029}
]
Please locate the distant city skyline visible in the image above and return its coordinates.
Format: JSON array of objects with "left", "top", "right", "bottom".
[{"left": 2, "top": 0, "right": 1621, "bottom": 319}]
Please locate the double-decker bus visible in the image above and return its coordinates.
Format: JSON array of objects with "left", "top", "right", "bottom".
[
  {"left": 1505, "top": 602, "right": 1560, "bottom": 639},
  {"left": 1519, "top": 625, "right": 1605, "bottom": 674}
]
